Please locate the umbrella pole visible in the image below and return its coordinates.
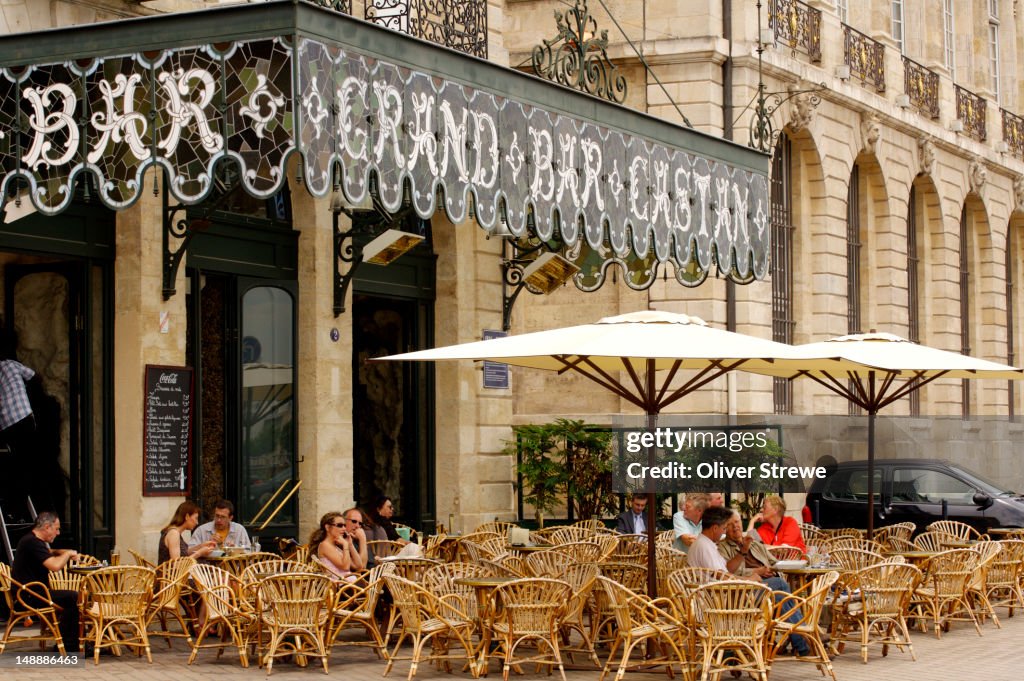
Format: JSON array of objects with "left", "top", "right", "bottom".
[
  {"left": 645, "top": 359, "right": 658, "bottom": 598},
  {"left": 866, "top": 409, "right": 876, "bottom": 540}
]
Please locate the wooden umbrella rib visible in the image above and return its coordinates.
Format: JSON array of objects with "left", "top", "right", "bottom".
[
  {"left": 875, "top": 371, "right": 947, "bottom": 411},
  {"left": 807, "top": 370, "right": 869, "bottom": 410},
  {"left": 658, "top": 359, "right": 747, "bottom": 410},
  {"left": 620, "top": 356, "right": 651, "bottom": 406},
  {"left": 654, "top": 359, "right": 684, "bottom": 404},
  {"left": 552, "top": 355, "right": 646, "bottom": 409}
]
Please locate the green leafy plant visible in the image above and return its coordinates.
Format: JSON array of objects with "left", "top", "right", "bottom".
[{"left": 508, "top": 423, "right": 565, "bottom": 525}]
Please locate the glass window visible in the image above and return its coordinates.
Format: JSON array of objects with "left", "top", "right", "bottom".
[
  {"left": 240, "top": 286, "right": 295, "bottom": 524},
  {"left": 989, "top": 22, "right": 1000, "bottom": 102},
  {"left": 943, "top": 0, "right": 955, "bottom": 78},
  {"left": 891, "top": 468, "right": 976, "bottom": 505},
  {"left": 823, "top": 468, "right": 881, "bottom": 501},
  {"left": 891, "top": 0, "right": 904, "bottom": 53},
  {"left": 837, "top": 0, "right": 848, "bottom": 23}
]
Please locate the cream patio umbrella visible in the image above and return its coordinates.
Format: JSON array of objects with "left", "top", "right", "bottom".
[
  {"left": 764, "top": 332, "right": 1024, "bottom": 537},
  {"left": 374, "top": 309, "right": 798, "bottom": 595}
]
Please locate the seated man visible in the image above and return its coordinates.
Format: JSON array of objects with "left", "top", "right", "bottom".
[
  {"left": 615, "top": 493, "right": 649, "bottom": 535},
  {"left": 687, "top": 507, "right": 811, "bottom": 657},
  {"left": 672, "top": 493, "right": 708, "bottom": 553},
  {"left": 188, "top": 499, "right": 251, "bottom": 551},
  {"left": 342, "top": 507, "right": 370, "bottom": 570},
  {"left": 718, "top": 510, "right": 781, "bottom": 580},
  {"left": 11, "top": 512, "right": 81, "bottom": 653}
]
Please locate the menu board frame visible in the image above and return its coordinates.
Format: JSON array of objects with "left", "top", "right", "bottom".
[{"left": 143, "top": 364, "right": 194, "bottom": 497}]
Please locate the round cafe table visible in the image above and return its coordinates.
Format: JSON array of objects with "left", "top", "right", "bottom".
[
  {"left": 453, "top": 575, "right": 519, "bottom": 675},
  {"left": 883, "top": 550, "right": 936, "bottom": 565},
  {"left": 985, "top": 527, "right": 1024, "bottom": 537},
  {"left": 774, "top": 565, "right": 837, "bottom": 592}
]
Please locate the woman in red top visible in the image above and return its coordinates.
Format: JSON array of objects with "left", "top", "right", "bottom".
[{"left": 746, "top": 494, "right": 807, "bottom": 552}]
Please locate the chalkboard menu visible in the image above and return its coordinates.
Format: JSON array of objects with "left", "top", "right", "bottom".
[{"left": 143, "top": 365, "right": 193, "bottom": 496}]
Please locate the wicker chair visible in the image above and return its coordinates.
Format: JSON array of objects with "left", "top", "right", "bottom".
[
  {"left": 665, "top": 567, "right": 733, "bottom": 597},
  {"left": 573, "top": 519, "right": 606, "bottom": 532},
  {"left": 983, "top": 539, "right": 1024, "bottom": 617},
  {"left": 829, "top": 548, "right": 886, "bottom": 572},
  {"left": 421, "top": 562, "right": 489, "bottom": 621},
  {"left": 218, "top": 551, "right": 278, "bottom": 578},
  {"left": 591, "top": 563, "right": 648, "bottom": 646},
  {"left": 872, "top": 522, "right": 916, "bottom": 544},
  {"left": 146, "top": 556, "right": 196, "bottom": 647},
  {"left": 368, "top": 540, "right": 404, "bottom": 560},
  {"left": 525, "top": 549, "right": 572, "bottom": 578},
  {"left": 382, "top": 574, "right": 476, "bottom": 681},
  {"left": 913, "top": 548, "right": 982, "bottom": 638},
  {"left": 767, "top": 570, "right": 839, "bottom": 680},
  {"left": 129, "top": 548, "right": 156, "bottom": 569},
  {"left": 927, "top": 520, "right": 985, "bottom": 541},
  {"left": 800, "top": 523, "right": 824, "bottom": 545},
  {"left": 913, "top": 531, "right": 957, "bottom": 552},
  {"left": 692, "top": 580, "right": 773, "bottom": 681},
  {"left": 766, "top": 545, "right": 805, "bottom": 561},
  {"left": 81, "top": 565, "right": 157, "bottom": 664},
  {"left": 604, "top": 535, "right": 647, "bottom": 566},
  {"left": 820, "top": 528, "right": 863, "bottom": 540},
  {"left": 822, "top": 537, "right": 883, "bottom": 554},
  {"left": 830, "top": 561, "right": 922, "bottom": 663},
  {"left": 188, "top": 563, "right": 257, "bottom": 668},
  {"left": 239, "top": 559, "right": 305, "bottom": 584},
  {"left": 328, "top": 562, "right": 396, "bottom": 659},
  {"left": 881, "top": 536, "right": 917, "bottom": 553},
  {"left": 558, "top": 563, "right": 601, "bottom": 667},
  {"left": 0, "top": 562, "right": 67, "bottom": 655},
  {"left": 489, "top": 553, "right": 530, "bottom": 577},
  {"left": 596, "top": 576, "right": 688, "bottom": 681},
  {"left": 549, "top": 526, "right": 595, "bottom": 545},
  {"left": 551, "top": 541, "right": 602, "bottom": 564},
  {"left": 422, "top": 534, "right": 450, "bottom": 561},
  {"left": 967, "top": 540, "right": 1003, "bottom": 627},
  {"left": 655, "top": 530, "right": 675, "bottom": 548},
  {"left": 654, "top": 547, "right": 689, "bottom": 597},
  {"left": 489, "top": 578, "right": 571, "bottom": 681},
  {"left": 259, "top": 572, "right": 332, "bottom": 674},
  {"left": 474, "top": 521, "right": 515, "bottom": 537},
  {"left": 386, "top": 558, "right": 441, "bottom": 583}
]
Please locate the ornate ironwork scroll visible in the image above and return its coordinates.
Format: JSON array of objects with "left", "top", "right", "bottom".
[
  {"left": 310, "top": 0, "right": 352, "bottom": 12},
  {"left": 1002, "top": 108, "right": 1024, "bottom": 159},
  {"left": 956, "top": 85, "right": 987, "bottom": 142},
  {"left": 902, "top": 56, "right": 939, "bottom": 119},
  {"left": 843, "top": 24, "right": 885, "bottom": 92},
  {"left": 365, "top": 0, "right": 487, "bottom": 58},
  {"left": 530, "top": 0, "right": 627, "bottom": 104},
  {"left": 768, "top": 0, "right": 822, "bottom": 63}
]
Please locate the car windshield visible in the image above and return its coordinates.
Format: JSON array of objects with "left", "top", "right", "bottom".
[{"left": 949, "top": 464, "right": 1015, "bottom": 496}]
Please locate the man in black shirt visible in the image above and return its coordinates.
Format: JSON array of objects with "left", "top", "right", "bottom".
[{"left": 11, "top": 512, "right": 80, "bottom": 653}]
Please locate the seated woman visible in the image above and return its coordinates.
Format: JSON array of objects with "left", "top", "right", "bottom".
[
  {"left": 365, "top": 495, "right": 409, "bottom": 545},
  {"left": 746, "top": 494, "right": 807, "bottom": 553},
  {"left": 310, "top": 512, "right": 361, "bottom": 582},
  {"left": 159, "top": 501, "right": 216, "bottom": 563}
]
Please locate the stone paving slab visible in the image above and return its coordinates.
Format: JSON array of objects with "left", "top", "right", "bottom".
[{"left": 0, "top": 612, "right": 1021, "bottom": 680}]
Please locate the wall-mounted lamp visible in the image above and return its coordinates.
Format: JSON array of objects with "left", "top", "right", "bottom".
[
  {"left": 759, "top": 28, "right": 775, "bottom": 48},
  {"left": 521, "top": 252, "right": 580, "bottom": 294},
  {"left": 949, "top": 119, "right": 964, "bottom": 133},
  {"left": 501, "top": 239, "right": 579, "bottom": 330},
  {"left": 895, "top": 94, "right": 911, "bottom": 109},
  {"left": 2, "top": 189, "right": 36, "bottom": 225},
  {"left": 362, "top": 229, "right": 425, "bottom": 265},
  {"left": 834, "top": 64, "right": 851, "bottom": 81}
]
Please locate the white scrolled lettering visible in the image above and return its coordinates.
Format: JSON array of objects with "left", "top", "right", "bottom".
[
  {"left": 529, "top": 126, "right": 554, "bottom": 201},
  {"left": 439, "top": 99, "right": 470, "bottom": 182},
  {"left": 239, "top": 73, "right": 285, "bottom": 140},
  {"left": 89, "top": 73, "right": 149, "bottom": 164},
  {"left": 337, "top": 75, "right": 368, "bottom": 161},
  {"left": 157, "top": 67, "right": 223, "bottom": 155},
  {"left": 371, "top": 81, "right": 403, "bottom": 165},
  {"left": 578, "top": 137, "right": 604, "bottom": 209},
  {"left": 471, "top": 109, "right": 498, "bottom": 188},
  {"left": 23, "top": 83, "right": 79, "bottom": 171}
]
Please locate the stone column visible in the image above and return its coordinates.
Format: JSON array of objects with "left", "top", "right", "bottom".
[{"left": 113, "top": 167, "right": 188, "bottom": 561}]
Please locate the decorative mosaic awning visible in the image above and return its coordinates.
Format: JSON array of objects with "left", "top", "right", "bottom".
[{"left": 0, "top": 0, "right": 770, "bottom": 286}]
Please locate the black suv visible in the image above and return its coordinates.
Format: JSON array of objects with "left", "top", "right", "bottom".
[{"left": 804, "top": 458, "right": 1024, "bottom": 534}]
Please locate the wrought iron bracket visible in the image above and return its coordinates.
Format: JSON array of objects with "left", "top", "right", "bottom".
[
  {"left": 162, "top": 171, "right": 242, "bottom": 301},
  {"left": 332, "top": 189, "right": 418, "bottom": 317},
  {"left": 501, "top": 235, "right": 562, "bottom": 331}
]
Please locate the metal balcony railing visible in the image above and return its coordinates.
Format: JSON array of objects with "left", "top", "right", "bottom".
[
  {"left": 1002, "top": 108, "right": 1024, "bottom": 159},
  {"left": 956, "top": 85, "right": 987, "bottom": 142},
  {"left": 365, "top": 0, "right": 488, "bottom": 58},
  {"left": 902, "top": 56, "right": 939, "bottom": 119},
  {"left": 768, "top": 0, "right": 822, "bottom": 62},
  {"left": 843, "top": 23, "right": 885, "bottom": 92}
]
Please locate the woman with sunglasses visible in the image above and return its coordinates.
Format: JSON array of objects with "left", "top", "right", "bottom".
[{"left": 309, "top": 512, "right": 359, "bottom": 581}]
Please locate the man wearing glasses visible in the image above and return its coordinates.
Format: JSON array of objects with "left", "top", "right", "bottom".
[
  {"left": 189, "top": 499, "right": 251, "bottom": 551},
  {"left": 342, "top": 508, "right": 369, "bottom": 570}
]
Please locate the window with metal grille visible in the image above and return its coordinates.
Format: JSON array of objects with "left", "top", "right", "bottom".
[
  {"left": 891, "top": 0, "right": 904, "bottom": 53},
  {"left": 1006, "top": 232, "right": 1015, "bottom": 419},
  {"left": 960, "top": 205, "right": 971, "bottom": 417},
  {"left": 847, "top": 165, "right": 862, "bottom": 416},
  {"left": 771, "top": 134, "right": 794, "bottom": 415},
  {"left": 907, "top": 185, "right": 920, "bottom": 416},
  {"left": 943, "top": 0, "right": 955, "bottom": 78}
]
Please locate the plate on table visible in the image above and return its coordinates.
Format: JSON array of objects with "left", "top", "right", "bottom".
[
  {"left": 208, "top": 549, "right": 226, "bottom": 558},
  {"left": 773, "top": 559, "right": 809, "bottom": 570}
]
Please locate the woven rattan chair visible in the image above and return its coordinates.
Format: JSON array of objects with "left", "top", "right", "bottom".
[
  {"left": 382, "top": 574, "right": 476, "bottom": 681},
  {"left": 590, "top": 563, "right": 648, "bottom": 648},
  {"left": 982, "top": 539, "right": 1024, "bottom": 617},
  {"left": 821, "top": 528, "right": 863, "bottom": 540},
  {"left": 665, "top": 567, "right": 733, "bottom": 597},
  {"left": 766, "top": 545, "right": 805, "bottom": 561},
  {"left": 654, "top": 547, "right": 689, "bottom": 596},
  {"left": 830, "top": 547, "right": 886, "bottom": 572},
  {"left": 591, "top": 534, "right": 619, "bottom": 560},
  {"left": 329, "top": 562, "right": 396, "bottom": 658},
  {"left": 913, "top": 531, "right": 957, "bottom": 552},
  {"left": 913, "top": 548, "right": 982, "bottom": 638},
  {"left": 525, "top": 549, "right": 572, "bottom": 578},
  {"left": 604, "top": 535, "right": 647, "bottom": 566},
  {"left": 549, "top": 526, "right": 595, "bottom": 545},
  {"left": 967, "top": 540, "right": 1003, "bottom": 627},
  {"left": 692, "top": 580, "right": 772, "bottom": 681},
  {"left": 596, "top": 576, "right": 688, "bottom": 681},
  {"left": 259, "top": 571, "right": 332, "bottom": 674},
  {"left": 489, "top": 553, "right": 529, "bottom": 577},
  {"left": 474, "top": 521, "right": 515, "bottom": 537},
  {"left": 767, "top": 570, "right": 839, "bottom": 680},
  {"left": 129, "top": 548, "right": 156, "bottom": 569},
  {"left": 800, "top": 523, "right": 824, "bottom": 545},
  {"left": 873, "top": 522, "right": 916, "bottom": 545},
  {"left": 188, "top": 563, "right": 257, "bottom": 668},
  {"left": 655, "top": 530, "right": 675, "bottom": 548},
  {"left": 421, "top": 562, "right": 489, "bottom": 621},
  {"left": 823, "top": 537, "right": 883, "bottom": 554},
  {"left": 881, "top": 536, "right": 917, "bottom": 553},
  {"left": 218, "top": 552, "right": 278, "bottom": 578},
  {"left": 830, "top": 560, "right": 922, "bottom": 663},
  {"left": 387, "top": 558, "right": 441, "bottom": 583},
  {"left": 422, "top": 534, "right": 450, "bottom": 561},
  {"left": 48, "top": 564, "right": 87, "bottom": 594},
  {"left": 146, "top": 556, "right": 196, "bottom": 647},
  {"left": 454, "top": 532, "right": 500, "bottom": 561},
  {"left": 368, "top": 540, "right": 405, "bottom": 560},
  {"left": 558, "top": 563, "right": 601, "bottom": 667},
  {"left": 927, "top": 520, "right": 985, "bottom": 541},
  {"left": 81, "top": 565, "right": 157, "bottom": 664},
  {"left": 0, "top": 562, "right": 67, "bottom": 655},
  {"left": 551, "top": 541, "right": 603, "bottom": 564},
  {"left": 490, "top": 578, "right": 571, "bottom": 681}
]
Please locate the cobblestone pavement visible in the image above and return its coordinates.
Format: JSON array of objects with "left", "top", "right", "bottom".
[{"left": 0, "top": 612, "right": 1020, "bottom": 680}]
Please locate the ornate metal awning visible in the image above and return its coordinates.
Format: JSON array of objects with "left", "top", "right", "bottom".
[{"left": 0, "top": 0, "right": 770, "bottom": 287}]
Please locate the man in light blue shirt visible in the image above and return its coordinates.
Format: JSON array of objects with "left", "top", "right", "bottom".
[
  {"left": 189, "top": 499, "right": 251, "bottom": 550},
  {"left": 672, "top": 492, "right": 709, "bottom": 552}
]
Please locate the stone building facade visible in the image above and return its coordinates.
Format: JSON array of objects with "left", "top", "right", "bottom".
[{"left": 0, "top": 0, "right": 1020, "bottom": 558}]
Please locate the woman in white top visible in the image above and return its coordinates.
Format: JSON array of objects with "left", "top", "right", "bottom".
[{"left": 309, "top": 512, "right": 361, "bottom": 581}]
